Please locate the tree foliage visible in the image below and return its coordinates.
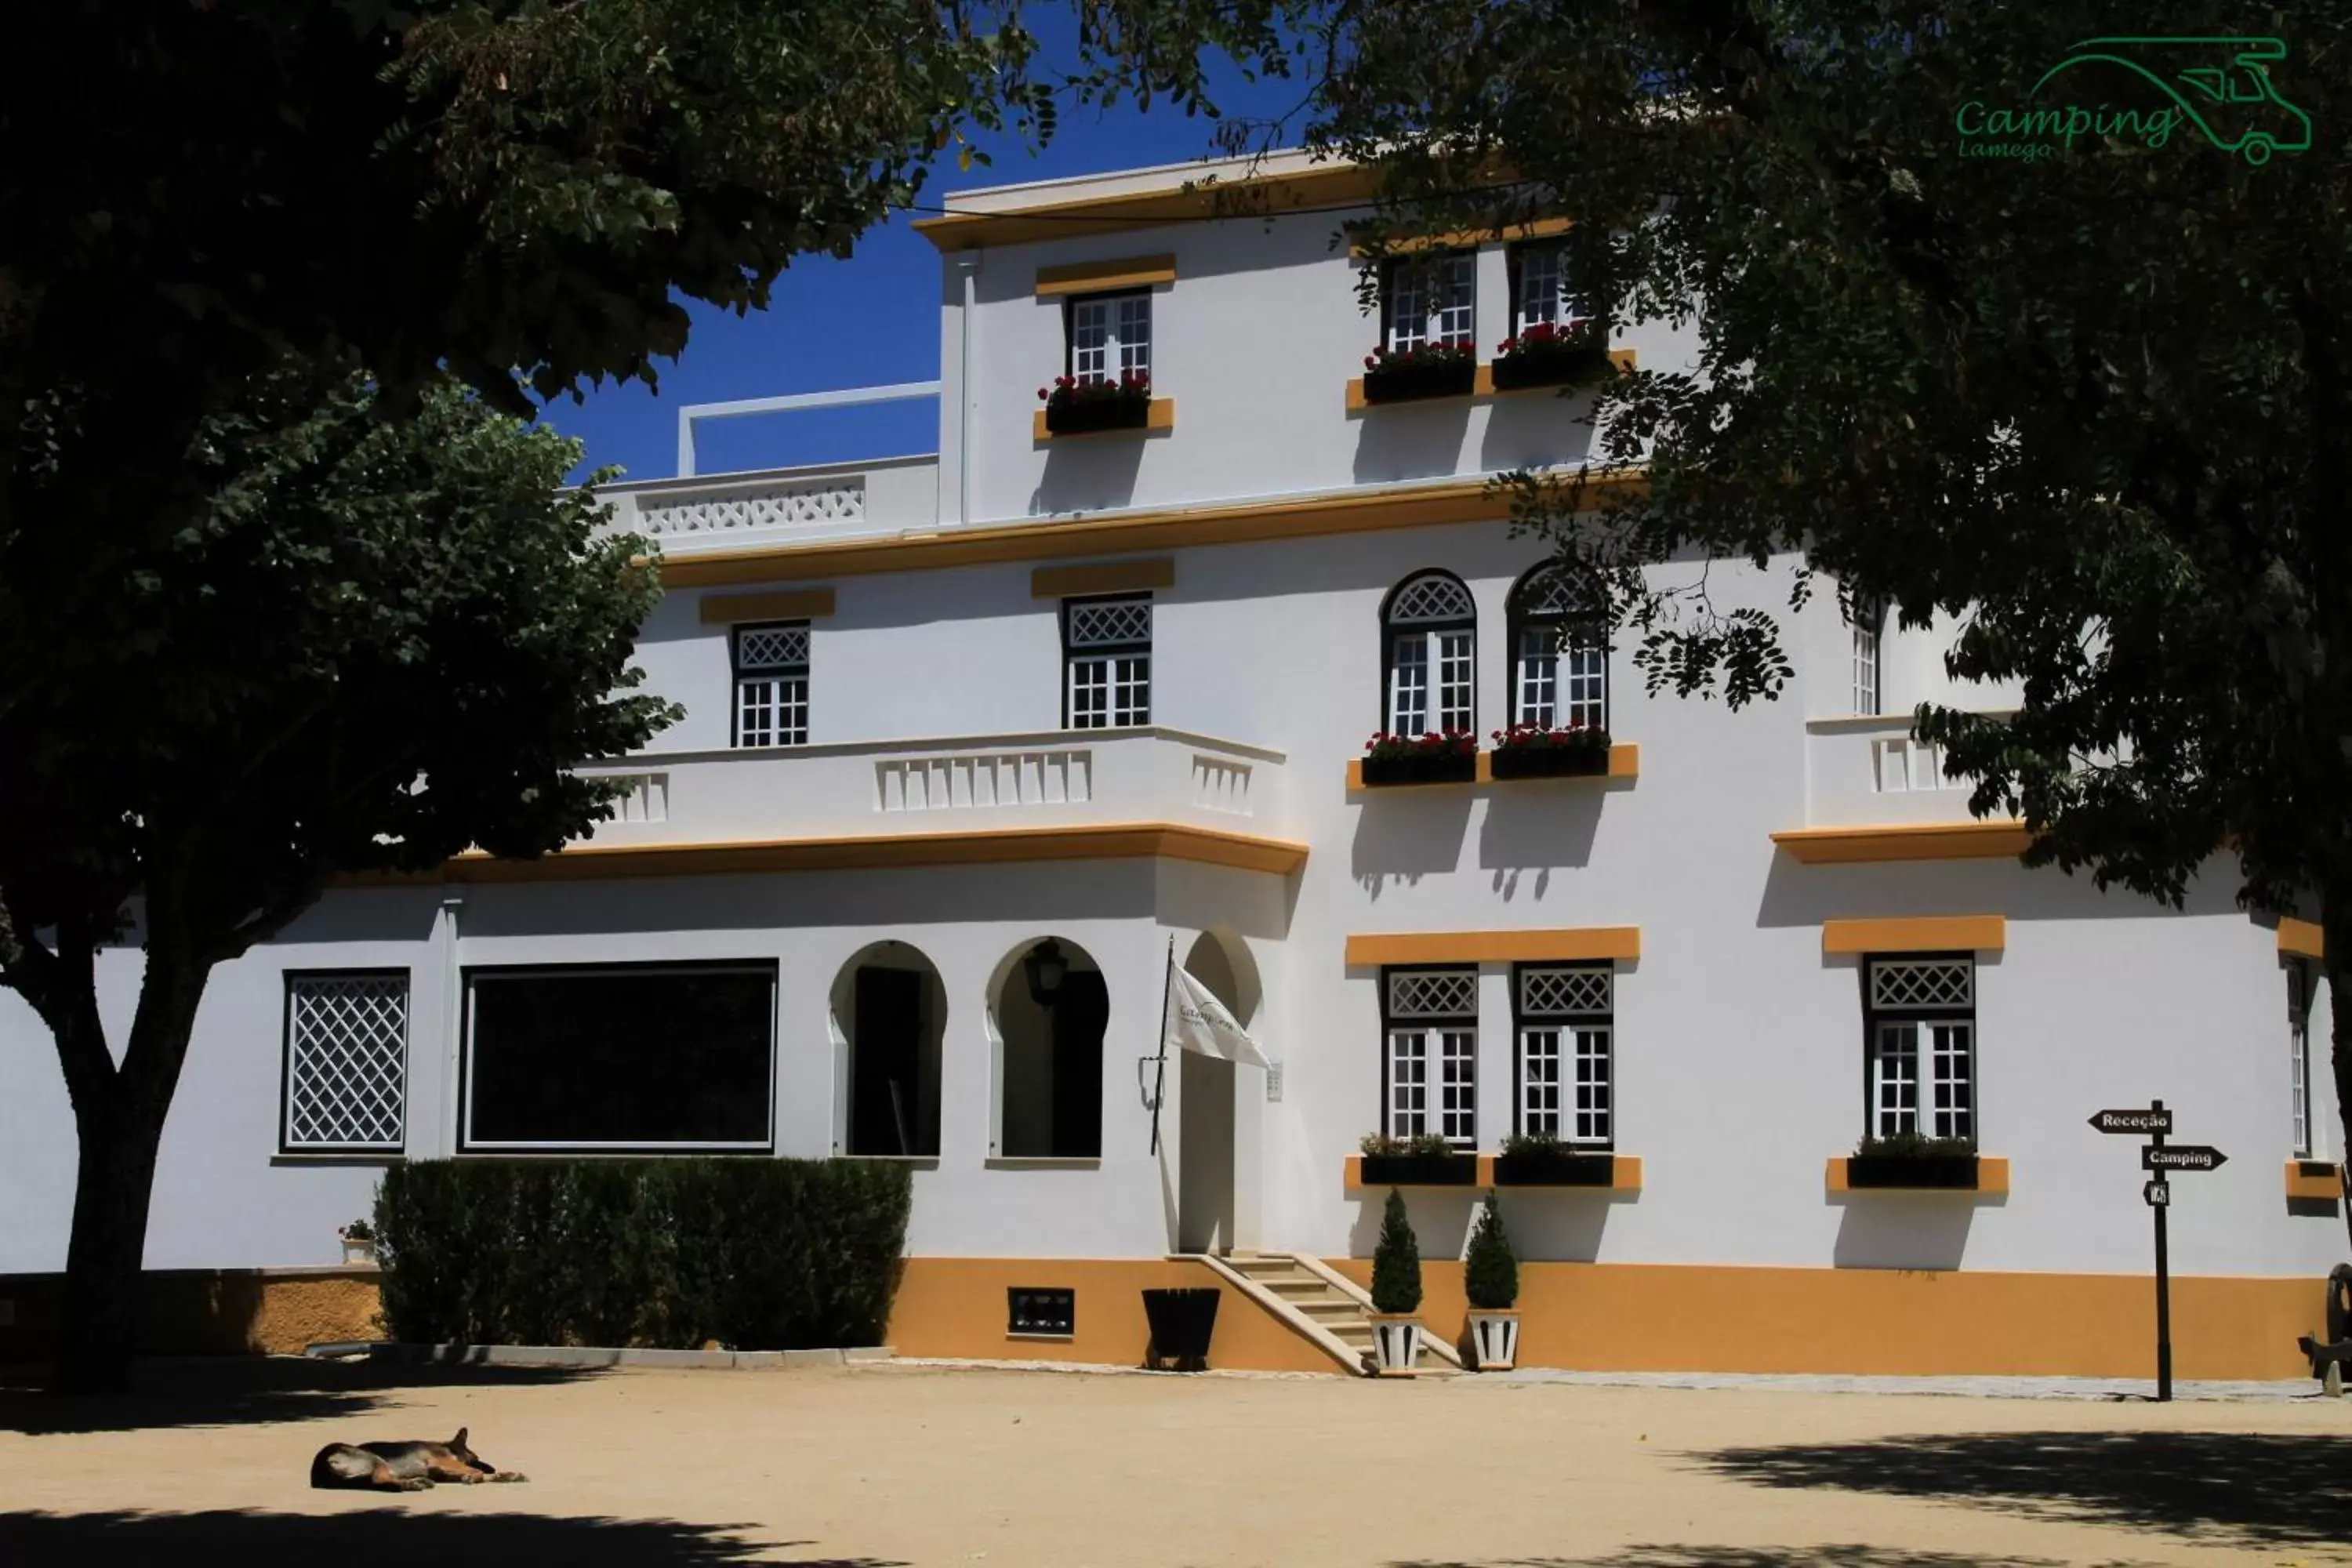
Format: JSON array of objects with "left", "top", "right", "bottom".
[
  {"left": 1370, "top": 1188, "right": 1423, "bottom": 1315},
  {"left": 1464, "top": 1190, "right": 1519, "bottom": 1311},
  {"left": 1294, "top": 2, "right": 2352, "bottom": 1175}
]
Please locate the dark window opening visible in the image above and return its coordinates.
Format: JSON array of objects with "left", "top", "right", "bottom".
[{"left": 1008, "top": 1287, "right": 1076, "bottom": 1337}]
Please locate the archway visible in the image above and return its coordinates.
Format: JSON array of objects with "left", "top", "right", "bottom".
[
  {"left": 1178, "top": 929, "right": 1261, "bottom": 1254},
  {"left": 992, "top": 937, "right": 1108, "bottom": 1159},
  {"left": 829, "top": 942, "right": 946, "bottom": 1157}
]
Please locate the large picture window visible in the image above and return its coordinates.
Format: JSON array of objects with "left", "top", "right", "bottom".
[
  {"left": 462, "top": 962, "right": 776, "bottom": 1151},
  {"left": 1863, "top": 956, "right": 1975, "bottom": 1145}
]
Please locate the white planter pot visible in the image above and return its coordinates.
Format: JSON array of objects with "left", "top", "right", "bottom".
[
  {"left": 1368, "top": 1313, "right": 1422, "bottom": 1376},
  {"left": 341, "top": 1240, "right": 378, "bottom": 1267},
  {"left": 1467, "top": 1309, "right": 1520, "bottom": 1371}
]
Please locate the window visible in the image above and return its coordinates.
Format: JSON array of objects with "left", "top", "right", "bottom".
[
  {"left": 1864, "top": 956, "right": 1976, "bottom": 1144},
  {"left": 1508, "top": 564, "right": 1607, "bottom": 730},
  {"left": 281, "top": 971, "right": 410, "bottom": 1154},
  {"left": 1515, "top": 964, "right": 1613, "bottom": 1146},
  {"left": 733, "top": 621, "right": 809, "bottom": 748},
  {"left": 1382, "top": 571, "right": 1476, "bottom": 736},
  {"left": 1508, "top": 241, "right": 1595, "bottom": 337},
  {"left": 2289, "top": 960, "right": 2315, "bottom": 1158},
  {"left": 461, "top": 961, "right": 775, "bottom": 1151},
  {"left": 1067, "top": 290, "right": 1151, "bottom": 384},
  {"left": 1382, "top": 967, "right": 1476, "bottom": 1148},
  {"left": 1849, "top": 597, "right": 1884, "bottom": 716},
  {"left": 1382, "top": 252, "right": 1476, "bottom": 353},
  {"left": 1007, "top": 1287, "right": 1076, "bottom": 1338},
  {"left": 1063, "top": 594, "right": 1151, "bottom": 728}
]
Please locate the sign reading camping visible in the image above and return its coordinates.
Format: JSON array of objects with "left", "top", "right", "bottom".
[
  {"left": 1956, "top": 36, "right": 2311, "bottom": 165},
  {"left": 2143, "top": 1144, "right": 2228, "bottom": 1173}
]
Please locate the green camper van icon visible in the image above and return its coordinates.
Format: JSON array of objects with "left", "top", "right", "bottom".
[{"left": 2034, "top": 36, "right": 2311, "bottom": 164}]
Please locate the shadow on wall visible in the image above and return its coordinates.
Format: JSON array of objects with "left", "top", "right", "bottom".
[
  {"left": 0, "top": 1357, "right": 596, "bottom": 1436},
  {"left": 1477, "top": 387, "right": 1602, "bottom": 474},
  {"left": 1343, "top": 1189, "right": 1624, "bottom": 1262},
  {"left": 1479, "top": 779, "right": 1625, "bottom": 877},
  {"left": 1352, "top": 401, "right": 1474, "bottom": 487},
  {"left": 1752, "top": 849, "right": 2249, "bottom": 934},
  {"left": 0, "top": 1510, "right": 897, "bottom": 1568},
  {"left": 1700, "top": 1430, "right": 2352, "bottom": 1550},
  {"left": 0, "top": 1269, "right": 384, "bottom": 1371},
  {"left": 1350, "top": 791, "right": 1474, "bottom": 896},
  {"left": 1029, "top": 430, "right": 1145, "bottom": 517},
  {"left": 1389, "top": 1548, "right": 2102, "bottom": 1568},
  {"left": 1828, "top": 1194, "right": 1987, "bottom": 1272}
]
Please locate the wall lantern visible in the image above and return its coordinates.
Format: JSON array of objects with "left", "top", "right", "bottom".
[{"left": 1022, "top": 939, "right": 1069, "bottom": 1007}]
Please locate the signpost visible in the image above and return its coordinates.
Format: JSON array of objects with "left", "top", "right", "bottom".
[{"left": 2089, "top": 1098, "right": 2227, "bottom": 1403}]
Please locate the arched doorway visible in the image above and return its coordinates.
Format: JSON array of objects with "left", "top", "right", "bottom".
[
  {"left": 830, "top": 942, "right": 946, "bottom": 1157},
  {"left": 991, "top": 937, "right": 1108, "bottom": 1159},
  {"left": 1178, "top": 929, "right": 1262, "bottom": 1254}
]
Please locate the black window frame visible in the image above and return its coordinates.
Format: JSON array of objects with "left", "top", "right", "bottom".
[
  {"left": 1007, "top": 1287, "right": 1076, "bottom": 1338},
  {"left": 1378, "top": 962, "right": 1479, "bottom": 1147},
  {"left": 1060, "top": 591, "right": 1153, "bottom": 730},
  {"left": 1859, "top": 951, "right": 1978, "bottom": 1147},
  {"left": 277, "top": 966, "right": 413, "bottom": 1157},
  {"left": 1377, "top": 249, "right": 1479, "bottom": 352},
  {"left": 457, "top": 958, "right": 779, "bottom": 1155},
  {"left": 1505, "top": 563, "right": 1610, "bottom": 731},
  {"left": 1509, "top": 960, "right": 1614, "bottom": 1148},
  {"left": 1378, "top": 569, "right": 1478, "bottom": 736},
  {"left": 730, "top": 619, "right": 811, "bottom": 750}
]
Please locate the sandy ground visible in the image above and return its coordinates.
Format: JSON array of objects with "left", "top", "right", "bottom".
[{"left": 2, "top": 1359, "right": 2348, "bottom": 1566}]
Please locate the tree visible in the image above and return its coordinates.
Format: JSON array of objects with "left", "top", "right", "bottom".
[
  {"left": 1370, "top": 1188, "right": 1422, "bottom": 1316},
  {"left": 1298, "top": 2, "right": 2352, "bottom": 1194},
  {"left": 1463, "top": 1191, "right": 1518, "bottom": 1312},
  {"left": 0, "top": 367, "right": 676, "bottom": 1390}
]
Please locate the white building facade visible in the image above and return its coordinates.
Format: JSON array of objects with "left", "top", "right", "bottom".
[{"left": 2, "top": 153, "right": 2341, "bottom": 1377}]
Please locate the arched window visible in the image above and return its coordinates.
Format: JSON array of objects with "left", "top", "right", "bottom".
[
  {"left": 992, "top": 937, "right": 1109, "bottom": 1159},
  {"left": 1508, "top": 564, "right": 1608, "bottom": 731},
  {"left": 1381, "top": 571, "right": 1476, "bottom": 736},
  {"left": 830, "top": 942, "right": 946, "bottom": 1157}
]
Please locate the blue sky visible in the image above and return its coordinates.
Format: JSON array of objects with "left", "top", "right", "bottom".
[{"left": 535, "top": 26, "right": 1310, "bottom": 485}]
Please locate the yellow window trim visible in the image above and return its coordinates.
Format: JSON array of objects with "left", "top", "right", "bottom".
[
  {"left": 1772, "top": 821, "right": 2031, "bottom": 864},
  {"left": 1033, "top": 254, "right": 1177, "bottom": 297},
  {"left": 697, "top": 588, "right": 836, "bottom": 625},
  {"left": 1031, "top": 558, "right": 1175, "bottom": 599},
  {"left": 1344, "top": 927, "right": 1640, "bottom": 966},
  {"left": 1345, "top": 216, "right": 1573, "bottom": 257},
  {"left": 1821, "top": 916, "right": 2005, "bottom": 955},
  {"left": 2278, "top": 916, "right": 2325, "bottom": 960},
  {"left": 1031, "top": 397, "right": 1176, "bottom": 443}
]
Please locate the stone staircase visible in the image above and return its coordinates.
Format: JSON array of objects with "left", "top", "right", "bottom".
[{"left": 1192, "top": 1250, "right": 1463, "bottom": 1377}]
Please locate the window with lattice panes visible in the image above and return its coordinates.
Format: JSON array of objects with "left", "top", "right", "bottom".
[
  {"left": 1849, "top": 597, "right": 1884, "bottom": 716},
  {"left": 1509, "top": 567, "right": 1608, "bottom": 731},
  {"left": 1383, "top": 966, "right": 1476, "bottom": 1147},
  {"left": 2289, "top": 960, "right": 2316, "bottom": 1158},
  {"left": 282, "top": 971, "right": 410, "bottom": 1153},
  {"left": 733, "top": 621, "right": 809, "bottom": 748},
  {"left": 1508, "top": 241, "right": 1596, "bottom": 337},
  {"left": 1515, "top": 964, "right": 1613, "bottom": 1146},
  {"left": 1384, "top": 572, "right": 1475, "bottom": 735},
  {"left": 1864, "top": 955, "right": 1976, "bottom": 1143},
  {"left": 1064, "top": 594, "right": 1151, "bottom": 728},
  {"left": 1382, "top": 252, "right": 1476, "bottom": 353},
  {"left": 1067, "top": 291, "right": 1152, "bottom": 385}
]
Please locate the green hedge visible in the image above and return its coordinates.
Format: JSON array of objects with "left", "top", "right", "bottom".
[{"left": 374, "top": 1158, "right": 912, "bottom": 1350}]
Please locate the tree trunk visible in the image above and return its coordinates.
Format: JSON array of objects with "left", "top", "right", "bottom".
[{"left": 51, "top": 941, "right": 213, "bottom": 1394}]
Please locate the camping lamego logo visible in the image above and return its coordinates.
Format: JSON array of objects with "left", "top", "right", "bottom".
[{"left": 1956, "top": 35, "right": 2311, "bottom": 165}]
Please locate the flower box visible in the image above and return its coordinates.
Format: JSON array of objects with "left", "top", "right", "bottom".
[
  {"left": 1360, "top": 750, "right": 1479, "bottom": 786},
  {"left": 1845, "top": 1154, "right": 1980, "bottom": 1189},
  {"left": 1358, "top": 1152, "right": 1477, "bottom": 1187},
  {"left": 1491, "top": 322, "right": 1613, "bottom": 391},
  {"left": 1361, "top": 344, "right": 1476, "bottom": 405},
  {"left": 1040, "top": 374, "right": 1152, "bottom": 436},
  {"left": 1487, "top": 742, "right": 1610, "bottom": 779},
  {"left": 1493, "top": 1149, "right": 1619, "bottom": 1186}
]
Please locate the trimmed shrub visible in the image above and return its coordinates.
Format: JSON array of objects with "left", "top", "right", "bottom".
[
  {"left": 1463, "top": 1191, "right": 1519, "bottom": 1310},
  {"left": 374, "top": 1158, "right": 911, "bottom": 1350},
  {"left": 1369, "top": 1188, "right": 1422, "bottom": 1316}
]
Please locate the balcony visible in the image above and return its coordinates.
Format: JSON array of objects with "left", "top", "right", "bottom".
[
  {"left": 600, "top": 455, "right": 941, "bottom": 558},
  {"left": 1774, "top": 716, "right": 2028, "bottom": 865},
  {"left": 568, "top": 727, "right": 1291, "bottom": 858}
]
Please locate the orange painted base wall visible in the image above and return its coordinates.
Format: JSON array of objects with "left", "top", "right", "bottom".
[
  {"left": 892, "top": 1258, "right": 2328, "bottom": 1381},
  {"left": 0, "top": 1269, "right": 383, "bottom": 1365}
]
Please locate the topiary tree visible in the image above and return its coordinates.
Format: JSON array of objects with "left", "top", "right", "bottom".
[
  {"left": 1463, "top": 1191, "right": 1518, "bottom": 1312},
  {"left": 1369, "top": 1188, "right": 1421, "bottom": 1316}
]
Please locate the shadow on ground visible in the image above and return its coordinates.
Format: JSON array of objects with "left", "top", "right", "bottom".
[
  {"left": 0, "top": 1511, "right": 900, "bottom": 1567},
  {"left": 1391, "top": 1551, "right": 2149, "bottom": 1568},
  {"left": 0, "top": 1356, "right": 597, "bottom": 1435},
  {"left": 1699, "top": 1430, "right": 2352, "bottom": 1548}
]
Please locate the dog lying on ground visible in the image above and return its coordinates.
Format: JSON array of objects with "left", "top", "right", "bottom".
[{"left": 310, "top": 1427, "right": 528, "bottom": 1491}]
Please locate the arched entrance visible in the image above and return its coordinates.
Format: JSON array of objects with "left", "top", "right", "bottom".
[
  {"left": 829, "top": 942, "right": 946, "bottom": 1157},
  {"left": 1178, "top": 929, "right": 1263, "bottom": 1254},
  {"left": 991, "top": 937, "right": 1109, "bottom": 1159}
]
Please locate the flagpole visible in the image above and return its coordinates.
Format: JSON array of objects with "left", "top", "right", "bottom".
[{"left": 1149, "top": 935, "right": 1174, "bottom": 1155}]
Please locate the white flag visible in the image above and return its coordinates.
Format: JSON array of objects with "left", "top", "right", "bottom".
[{"left": 1163, "top": 963, "right": 1272, "bottom": 1069}]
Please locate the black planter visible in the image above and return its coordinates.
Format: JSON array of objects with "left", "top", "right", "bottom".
[
  {"left": 1359, "top": 750, "right": 1478, "bottom": 786},
  {"left": 1359, "top": 1152, "right": 1476, "bottom": 1186},
  {"left": 1361, "top": 358, "right": 1476, "bottom": 405},
  {"left": 1141, "top": 1287, "right": 1221, "bottom": 1370},
  {"left": 1490, "top": 347, "right": 1612, "bottom": 391},
  {"left": 1493, "top": 1150, "right": 1618, "bottom": 1186},
  {"left": 1487, "top": 743, "right": 1611, "bottom": 780},
  {"left": 1045, "top": 394, "right": 1151, "bottom": 436},
  {"left": 1845, "top": 1154, "right": 1980, "bottom": 1190}
]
